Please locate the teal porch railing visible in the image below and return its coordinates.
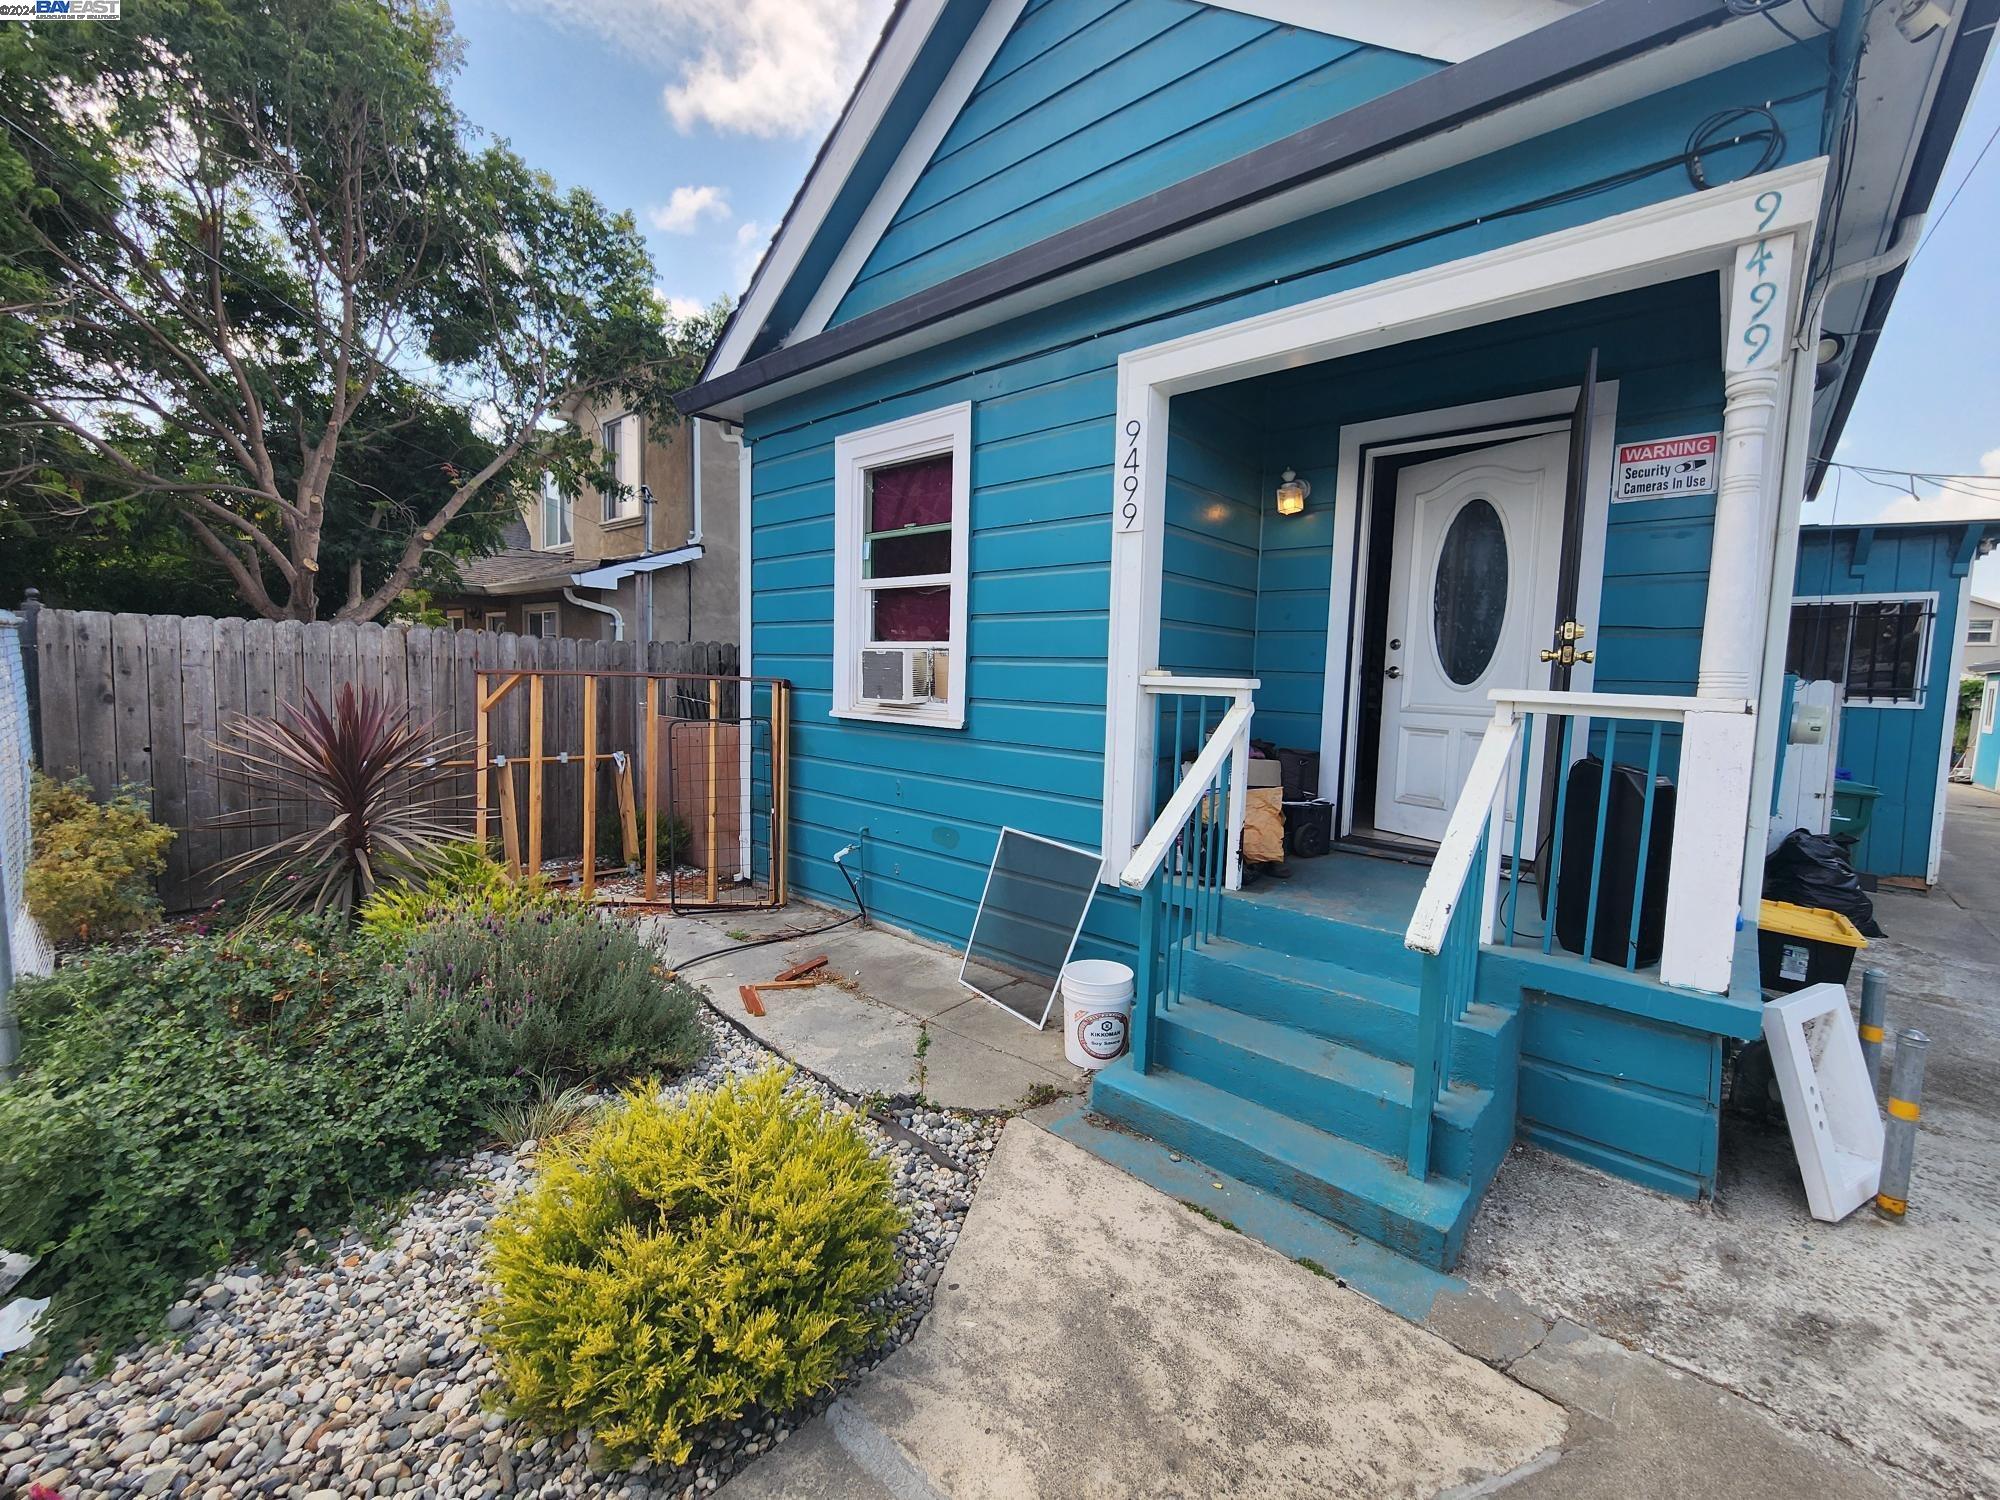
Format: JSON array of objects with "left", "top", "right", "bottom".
[
  {"left": 1403, "top": 690, "right": 1754, "bottom": 1179},
  {"left": 1119, "top": 674, "right": 1257, "bottom": 1074}
]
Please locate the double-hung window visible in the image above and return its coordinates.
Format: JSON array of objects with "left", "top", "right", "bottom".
[
  {"left": 600, "top": 414, "right": 641, "bottom": 522},
  {"left": 540, "top": 473, "right": 572, "bottom": 550},
  {"left": 832, "top": 402, "right": 971, "bottom": 728},
  {"left": 1786, "top": 594, "right": 1936, "bottom": 706},
  {"left": 1969, "top": 616, "right": 1994, "bottom": 646}
]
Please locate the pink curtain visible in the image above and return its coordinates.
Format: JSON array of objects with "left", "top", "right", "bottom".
[
  {"left": 870, "top": 455, "right": 952, "bottom": 532},
  {"left": 874, "top": 585, "right": 949, "bottom": 642}
]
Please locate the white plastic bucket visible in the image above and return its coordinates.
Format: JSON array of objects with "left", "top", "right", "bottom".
[{"left": 1061, "top": 960, "right": 1135, "bottom": 1070}]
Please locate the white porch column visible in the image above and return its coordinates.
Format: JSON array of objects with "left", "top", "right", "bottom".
[
  {"left": 1697, "top": 365, "right": 1786, "bottom": 699},
  {"left": 1663, "top": 228, "right": 1802, "bottom": 991}
]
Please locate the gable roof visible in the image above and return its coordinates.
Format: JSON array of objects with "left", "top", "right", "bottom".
[{"left": 685, "top": 0, "right": 1994, "bottom": 473}]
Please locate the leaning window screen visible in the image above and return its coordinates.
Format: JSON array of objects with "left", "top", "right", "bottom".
[{"left": 960, "top": 829, "right": 1102, "bottom": 1029}]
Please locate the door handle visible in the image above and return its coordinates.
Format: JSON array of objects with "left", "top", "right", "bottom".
[{"left": 1385, "top": 665, "right": 1402, "bottom": 679}]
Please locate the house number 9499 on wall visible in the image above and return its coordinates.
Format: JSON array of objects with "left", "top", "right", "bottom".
[
  {"left": 1726, "top": 194, "right": 1793, "bottom": 376},
  {"left": 1116, "top": 419, "right": 1143, "bottom": 532}
]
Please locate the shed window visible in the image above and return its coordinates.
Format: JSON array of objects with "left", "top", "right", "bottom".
[
  {"left": 832, "top": 403, "right": 971, "bottom": 728},
  {"left": 1984, "top": 679, "right": 1997, "bottom": 735},
  {"left": 1787, "top": 596, "right": 1934, "bottom": 706}
]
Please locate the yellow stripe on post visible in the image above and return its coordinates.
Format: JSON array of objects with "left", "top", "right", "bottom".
[
  {"left": 1887, "top": 1097, "right": 1920, "bottom": 1122},
  {"left": 1876, "top": 1193, "right": 1908, "bottom": 1216},
  {"left": 1858, "top": 1023, "right": 1885, "bottom": 1043}
]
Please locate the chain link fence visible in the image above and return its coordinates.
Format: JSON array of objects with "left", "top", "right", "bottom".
[{"left": 0, "top": 611, "right": 52, "bottom": 1080}]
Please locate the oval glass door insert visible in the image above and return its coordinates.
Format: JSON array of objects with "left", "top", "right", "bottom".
[{"left": 1433, "top": 498, "right": 1508, "bottom": 685}]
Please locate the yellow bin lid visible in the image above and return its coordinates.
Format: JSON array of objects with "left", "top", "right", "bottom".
[{"left": 1758, "top": 899, "right": 1869, "bottom": 950}]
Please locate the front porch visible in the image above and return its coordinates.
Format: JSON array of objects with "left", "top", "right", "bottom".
[{"left": 1089, "top": 169, "right": 1816, "bottom": 1269}]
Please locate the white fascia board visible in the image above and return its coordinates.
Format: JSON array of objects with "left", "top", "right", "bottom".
[
  {"left": 706, "top": 0, "right": 953, "bottom": 381},
  {"left": 1201, "top": 0, "right": 1595, "bottom": 63},
  {"left": 795, "top": 0, "right": 1031, "bottom": 343},
  {"left": 704, "top": 9, "right": 1797, "bottom": 422},
  {"left": 570, "top": 544, "right": 704, "bottom": 589}
]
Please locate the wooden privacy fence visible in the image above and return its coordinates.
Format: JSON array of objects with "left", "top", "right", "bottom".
[{"left": 24, "top": 604, "right": 738, "bottom": 911}]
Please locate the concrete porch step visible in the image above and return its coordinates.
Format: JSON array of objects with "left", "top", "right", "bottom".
[
  {"left": 1179, "top": 937, "right": 1513, "bottom": 1086},
  {"left": 1155, "top": 997, "right": 1494, "bottom": 1184},
  {"left": 1090, "top": 1060, "right": 1478, "bottom": 1269}
]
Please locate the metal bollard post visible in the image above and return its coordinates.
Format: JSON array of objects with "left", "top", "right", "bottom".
[
  {"left": 1875, "top": 1028, "right": 1930, "bottom": 1219},
  {"left": 1858, "top": 969, "right": 1888, "bottom": 1099}
]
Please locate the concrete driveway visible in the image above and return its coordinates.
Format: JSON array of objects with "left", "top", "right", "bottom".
[{"left": 1460, "top": 782, "right": 2000, "bottom": 1498}]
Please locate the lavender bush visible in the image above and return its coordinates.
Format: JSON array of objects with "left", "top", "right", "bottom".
[{"left": 397, "top": 909, "right": 704, "bottom": 1084}]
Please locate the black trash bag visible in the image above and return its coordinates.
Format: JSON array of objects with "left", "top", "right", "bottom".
[{"left": 1763, "top": 828, "right": 1883, "bottom": 938}]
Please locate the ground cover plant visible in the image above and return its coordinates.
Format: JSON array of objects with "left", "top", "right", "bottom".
[
  {"left": 0, "top": 916, "right": 493, "bottom": 1376},
  {"left": 357, "top": 841, "right": 578, "bottom": 944},
  {"left": 25, "top": 773, "right": 174, "bottom": 941},
  {"left": 483, "top": 1068, "right": 906, "bottom": 1465}
]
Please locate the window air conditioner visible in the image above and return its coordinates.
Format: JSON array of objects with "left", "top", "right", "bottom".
[{"left": 859, "top": 646, "right": 934, "bottom": 706}]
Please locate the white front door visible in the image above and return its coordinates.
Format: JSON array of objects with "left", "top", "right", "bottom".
[{"left": 1373, "top": 432, "right": 1570, "bottom": 843}]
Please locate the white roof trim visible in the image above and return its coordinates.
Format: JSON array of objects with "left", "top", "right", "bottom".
[
  {"left": 706, "top": 0, "right": 953, "bottom": 382},
  {"left": 795, "top": 0, "right": 1031, "bottom": 343},
  {"left": 570, "top": 544, "right": 705, "bottom": 589},
  {"left": 1200, "top": 0, "right": 1597, "bottom": 63}
]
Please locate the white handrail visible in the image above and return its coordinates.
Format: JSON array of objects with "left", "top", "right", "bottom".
[
  {"left": 1141, "top": 671, "right": 1261, "bottom": 698},
  {"left": 1405, "top": 707, "right": 1520, "bottom": 955},
  {"left": 1489, "top": 689, "right": 1747, "bottom": 721},
  {"left": 1118, "top": 700, "right": 1253, "bottom": 890}
]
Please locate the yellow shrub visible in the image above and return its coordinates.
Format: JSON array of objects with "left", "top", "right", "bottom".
[
  {"left": 484, "top": 1067, "right": 906, "bottom": 1466},
  {"left": 356, "top": 842, "right": 577, "bottom": 945},
  {"left": 25, "top": 773, "right": 174, "bottom": 941}
]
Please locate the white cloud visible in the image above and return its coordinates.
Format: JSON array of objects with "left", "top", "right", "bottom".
[
  {"left": 655, "top": 289, "right": 709, "bottom": 321},
  {"left": 649, "top": 185, "right": 731, "bottom": 234},
  {"left": 1981, "top": 447, "right": 2000, "bottom": 478},
  {"left": 500, "top": 0, "right": 894, "bottom": 139}
]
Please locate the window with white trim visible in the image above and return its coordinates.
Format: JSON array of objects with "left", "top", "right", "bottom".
[
  {"left": 832, "top": 402, "right": 971, "bottom": 728},
  {"left": 600, "top": 414, "right": 641, "bottom": 522},
  {"left": 483, "top": 610, "right": 509, "bottom": 633},
  {"left": 525, "top": 605, "right": 560, "bottom": 639},
  {"left": 539, "top": 473, "right": 572, "bottom": 550},
  {"left": 1786, "top": 595, "right": 1936, "bottom": 706},
  {"left": 1983, "top": 678, "right": 1997, "bottom": 735},
  {"left": 1969, "top": 616, "right": 1994, "bottom": 646}
]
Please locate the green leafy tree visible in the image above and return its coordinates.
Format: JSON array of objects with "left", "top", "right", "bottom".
[{"left": 0, "top": 0, "right": 707, "bottom": 622}]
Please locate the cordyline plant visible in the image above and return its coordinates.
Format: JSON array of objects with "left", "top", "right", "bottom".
[{"left": 212, "top": 683, "right": 463, "bottom": 915}]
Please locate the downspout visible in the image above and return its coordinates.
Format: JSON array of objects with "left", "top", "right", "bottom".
[
  {"left": 564, "top": 587, "right": 627, "bottom": 641},
  {"left": 689, "top": 418, "right": 705, "bottom": 545},
  {"left": 1742, "top": 214, "right": 1927, "bottom": 909}
]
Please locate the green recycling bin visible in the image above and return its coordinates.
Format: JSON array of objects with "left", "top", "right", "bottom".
[{"left": 1830, "top": 780, "right": 1880, "bottom": 844}]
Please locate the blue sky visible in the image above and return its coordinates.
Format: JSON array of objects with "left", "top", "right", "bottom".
[{"left": 447, "top": 0, "right": 2000, "bottom": 582}]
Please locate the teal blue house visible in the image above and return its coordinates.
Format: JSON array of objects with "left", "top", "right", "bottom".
[
  {"left": 1786, "top": 517, "right": 2000, "bottom": 884},
  {"left": 1972, "top": 665, "right": 2000, "bottom": 791},
  {"left": 681, "top": 0, "right": 1992, "bottom": 1267}
]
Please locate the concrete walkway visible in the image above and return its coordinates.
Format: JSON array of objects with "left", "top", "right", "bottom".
[
  {"left": 633, "top": 904, "right": 1084, "bottom": 1112},
  {"left": 724, "top": 1124, "right": 1566, "bottom": 1500}
]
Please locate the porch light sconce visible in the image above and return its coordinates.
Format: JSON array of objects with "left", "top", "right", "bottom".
[
  {"left": 1276, "top": 469, "right": 1312, "bottom": 516},
  {"left": 1815, "top": 331, "right": 1847, "bottom": 391}
]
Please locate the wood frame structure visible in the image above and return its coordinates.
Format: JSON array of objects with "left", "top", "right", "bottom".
[{"left": 471, "top": 665, "right": 792, "bottom": 908}]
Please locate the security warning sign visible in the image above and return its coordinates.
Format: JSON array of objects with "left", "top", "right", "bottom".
[{"left": 1613, "top": 432, "right": 1719, "bottom": 501}]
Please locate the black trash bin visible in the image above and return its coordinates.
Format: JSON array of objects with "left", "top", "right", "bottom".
[{"left": 1544, "top": 755, "right": 1677, "bottom": 967}]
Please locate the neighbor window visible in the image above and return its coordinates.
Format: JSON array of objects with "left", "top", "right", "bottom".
[
  {"left": 540, "top": 473, "right": 572, "bottom": 550},
  {"left": 445, "top": 609, "right": 466, "bottom": 629},
  {"left": 525, "top": 605, "right": 559, "bottom": 639},
  {"left": 1984, "top": 680, "right": 1997, "bottom": 735},
  {"left": 1787, "top": 596, "right": 1935, "bottom": 706},
  {"left": 483, "top": 610, "right": 509, "bottom": 633},
  {"left": 600, "top": 414, "right": 642, "bottom": 522},
  {"left": 832, "top": 401, "right": 971, "bottom": 728},
  {"left": 1970, "top": 616, "right": 1994, "bottom": 646}
]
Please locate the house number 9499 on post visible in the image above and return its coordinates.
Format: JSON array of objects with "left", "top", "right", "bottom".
[{"left": 1116, "top": 419, "right": 1143, "bottom": 532}]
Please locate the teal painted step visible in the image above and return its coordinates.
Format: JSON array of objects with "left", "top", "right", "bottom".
[
  {"left": 1215, "top": 890, "right": 1414, "bottom": 978},
  {"left": 1154, "top": 997, "right": 1492, "bottom": 1184},
  {"left": 1178, "top": 937, "right": 1512, "bottom": 1086},
  {"left": 1091, "top": 1061, "right": 1475, "bottom": 1269}
]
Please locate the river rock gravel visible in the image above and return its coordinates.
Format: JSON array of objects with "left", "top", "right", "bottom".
[{"left": 0, "top": 1008, "right": 1003, "bottom": 1499}]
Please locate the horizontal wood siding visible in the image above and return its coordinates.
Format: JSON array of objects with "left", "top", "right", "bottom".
[
  {"left": 832, "top": 0, "right": 1437, "bottom": 325},
  {"left": 1791, "top": 524, "right": 1970, "bottom": 879},
  {"left": 745, "top": 45, "right": 1829, "bottom": 953},
  {"left": 1160, "top": 388, "right": 1261, "bottom": 678},
  {"left": 1516, "top": 991, "right": 1723, "bottom": 1198}
]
